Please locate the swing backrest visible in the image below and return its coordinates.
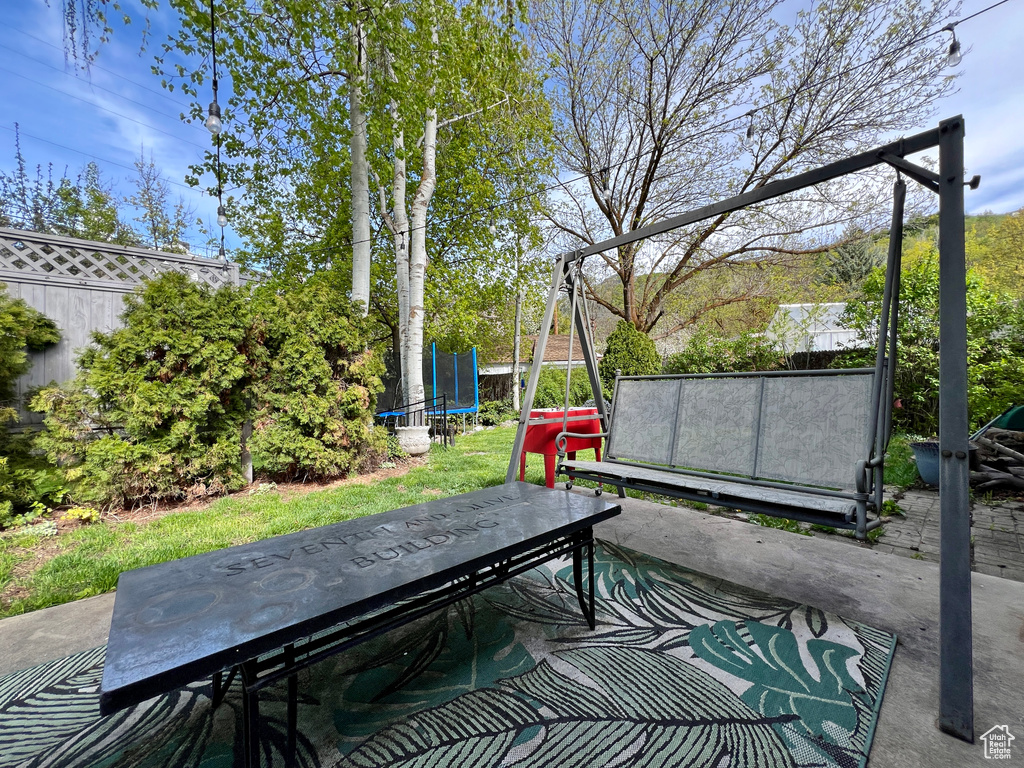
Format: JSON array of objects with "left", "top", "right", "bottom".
[{"left": 606, "top": 371, "right": 876, "bottom": 490}]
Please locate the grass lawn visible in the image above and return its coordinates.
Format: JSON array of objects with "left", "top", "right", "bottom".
[
  {"left": 0, "top": 427, "right": 921, "bottom": 620},
  {"left": 0, "top": 427, "right": 551, "bottom": 619}
]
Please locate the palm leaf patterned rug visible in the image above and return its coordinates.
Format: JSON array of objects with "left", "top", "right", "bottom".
[{"left": 0, "top": 542, "right": 895, "bottom": 768}]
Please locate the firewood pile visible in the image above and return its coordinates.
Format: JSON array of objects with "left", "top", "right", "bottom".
[{"left": 971, "top": 428, "right": 1024, "bottom": 491}]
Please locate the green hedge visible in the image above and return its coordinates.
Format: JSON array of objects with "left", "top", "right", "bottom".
[
  {"left": 598, "top": 321, "right": 661, "bottom": 394},
  {"left": 0, "top": 283, "right": 62, "bottom": 526},
  {"left": 33, "top": 273, "right": 384, "bottom": 507}
]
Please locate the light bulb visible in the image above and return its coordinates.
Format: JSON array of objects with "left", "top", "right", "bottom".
[
  {"left": 946, "top": 39, "right": 962, "bottom": 67},
  {"left": 217, "top": 205, "right": 228, "bottom": 228},
  {"left": 741, "top": 110, "right": 757, "bottom": 150},
  {"left": 205, "top": 101, "right": 223, "bottom": 135},
  {"left": 941, "top": 24, "right": 963, "bottom": 68},
  {"left": 489, "top": 221, "right": 497, "bottom": 236},
  {"left": 598, "top": 167, "right": 612, "bottom": 202}
]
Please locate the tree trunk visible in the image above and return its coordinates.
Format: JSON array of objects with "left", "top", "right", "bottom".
[
  {"left": 402, "top": 1, "right": 438, "bottom": 426},
  {"left": 513, "top": 287, "right": 522, "bottom": 412},
  {"left": 392, "top": 98, "right": 411, "bottom": 407},
  {"left": 349, "top": 16, "right": 371, "bottom": 314}
]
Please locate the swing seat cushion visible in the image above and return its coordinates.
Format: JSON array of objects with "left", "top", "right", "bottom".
[{"left": 558, "top": 459, "right": 859, "bottom": 517}]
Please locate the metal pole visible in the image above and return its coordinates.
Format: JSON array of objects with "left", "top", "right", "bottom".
[
  {"left": 506, "top": 253, "right": 572, "bottom": 483},
  {"left": 562, "top": 268, "right": 580, "bottom": 427},
  {"left": 568, "top": 271, "right": 609, "bottom": 429},
  {"left": 513, "top": 246, "right": 522, "bottom": 413},
  {"left": 937, "top": 115, "right": 973, "bottom": 742}
]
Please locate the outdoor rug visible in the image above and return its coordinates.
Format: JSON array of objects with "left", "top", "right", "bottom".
[{"left": 0, "top": 542, "right": 895, "bottom": 768}]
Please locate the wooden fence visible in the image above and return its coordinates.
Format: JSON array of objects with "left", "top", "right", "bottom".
[{"left": 0, "top": 227, "right": 246, "bottom": 423}]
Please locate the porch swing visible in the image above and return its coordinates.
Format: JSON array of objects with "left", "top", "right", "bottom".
[
  {"left": 505, "top": 116, "right": 976, "bottom": 740},
  {"left": 548, "top": 175, "right": 905, "bottom": 539}
]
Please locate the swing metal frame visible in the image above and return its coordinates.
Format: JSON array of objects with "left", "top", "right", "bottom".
[{"left": 506, "top": 116, "right": 975, "bottom": 742}]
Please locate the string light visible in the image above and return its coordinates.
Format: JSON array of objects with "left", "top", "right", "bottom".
[
  {"left": 741, "top": 110, "right": 757, "bottom": 150},
  {"left": 205, "top": 101, "right": 222, "bottom": 135},
  {"left": 205, "top": 0, "right": 222, "bottom": 135},
  {"left": 942, "top": 23, "right": 962, "bottom": 67},
  {"left": 598, "top": 167, "right": 612, "bottom": 201},
  {"left": 217, "top": 204, "right": 228, "bottom": 228}
]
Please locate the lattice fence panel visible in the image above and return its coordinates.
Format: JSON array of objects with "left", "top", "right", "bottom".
[{"left": 0, "top": 228, "right": 240, "bottom": 290}]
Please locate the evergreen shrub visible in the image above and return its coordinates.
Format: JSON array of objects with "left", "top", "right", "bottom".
[
  {"left": 0, "top": 283, "right": 62, "bottom": 526},
  {"left": 33, "top": 273, "right": 385, "bottom": 506},
  {"left": 249, "top": 278, "right": 385, "bottom": 480},
  {"left": 34, "top": 274, "right": 259, "bottom": 505},
  {"left": 532, "top": 367, "right": 594, "bottom": 409},
  {"left": 598, "top": 320, "right": 661, "bottom": 394}
]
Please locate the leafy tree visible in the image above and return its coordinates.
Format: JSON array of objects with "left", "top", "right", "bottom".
[
  {"left": 59, "top": 1, "right": 552, "bottom": 395},
  {"left": 0, "top": 124, "right": 55, "bottom": 232},
  {"left": 598, "top": 320, "right": 661, "bottom": 394},
  {"left": 1, "top": 127, "right": 156, "bottom": 246},
  {"left": 965, "top": 208, "right": 1024, "bottom": 300},
  {"left": 124, "top": 149, "right": 196, "bottom": 252},
  {"left": 841, "top": 251, "right": 1024, "bottom": 435},
  {"left": 56, "top": 162, "right": 138, "bottom": 244},
  {"left": 531, "top": 0, "right": 955, "bottom": 336},
  {"left": 663, "top": 326, "right": 783, "bottom": 375}
]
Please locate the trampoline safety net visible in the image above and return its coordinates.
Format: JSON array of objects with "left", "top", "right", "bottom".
[{"left": 378, "top": 344, "right": 479, "bottom": 415}]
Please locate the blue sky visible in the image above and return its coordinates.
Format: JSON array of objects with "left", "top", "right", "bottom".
[
  {"left": 0, "top": 1, "right": 233, "bottom": 255},
  {"left": 0, "top": 0, "right": 1021, "bottom": 261}
]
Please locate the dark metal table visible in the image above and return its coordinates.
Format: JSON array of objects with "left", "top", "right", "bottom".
[{"left": 99, "top": 482, "right": 620, "bottom": 767}]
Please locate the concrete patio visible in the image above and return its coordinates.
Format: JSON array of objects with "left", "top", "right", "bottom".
[{"left": 1, "top": 491, "right": 1020, "bottom": 767}]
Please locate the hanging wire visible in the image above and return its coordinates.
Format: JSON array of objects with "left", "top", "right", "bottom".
[
  {"left": 207, "top": 0, "right": 227, "bottom": 257},
  {"left": 220, "top": 2, "right": 1009, "bottom": 264}
]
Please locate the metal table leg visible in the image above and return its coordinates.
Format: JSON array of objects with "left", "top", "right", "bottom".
[
  {"left": 239, "top": 661, "right": 261, "bottom": 768},
  {"left": 572, "top": 529, "right": 596, "bottom": 630}
]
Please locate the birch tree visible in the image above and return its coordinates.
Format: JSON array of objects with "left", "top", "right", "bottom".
[
  {"left": 350, "top": 13, "right": 371, "bottom": 312},
  {"left": 364, "top": 0, "right": 548, "bottom": 410},
  {"left": 63, "top": 0, "right": 550, "bottom": 390}
]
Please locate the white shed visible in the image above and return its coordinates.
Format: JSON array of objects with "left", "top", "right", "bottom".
[{"left": 766, "top": 303, "right": 867, "bottom": 353}]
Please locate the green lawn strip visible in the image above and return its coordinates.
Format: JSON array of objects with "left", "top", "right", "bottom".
[
  {"left": 884, "top": 433, "right": 919, "bottom": 487},
  {"left": 1, "top": 427, "right": 549, "bottom": 619},
  {"left": 0, "top": 532, "right": 45, "bottom": 594}
]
